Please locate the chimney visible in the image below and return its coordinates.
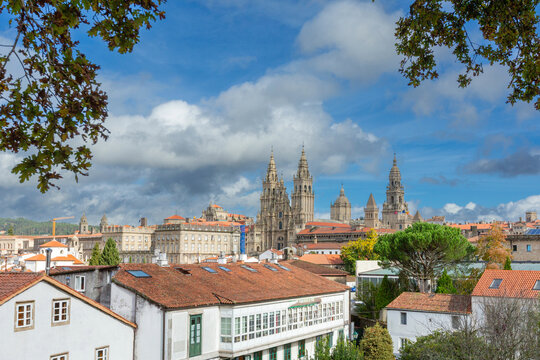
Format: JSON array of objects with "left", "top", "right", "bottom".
[
  {"left": 45, "top": 248, "right": 52, "bottom": 275},
  {"left": 140, "top": 217, "right": 148, "bottom": 227}
]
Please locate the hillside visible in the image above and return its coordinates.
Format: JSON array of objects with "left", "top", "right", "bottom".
[{"left": 0, "top": 217, "right": 96, "bottom": 236}]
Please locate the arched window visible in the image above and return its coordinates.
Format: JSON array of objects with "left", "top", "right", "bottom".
[
  {"left": 304, "top": 185, "right": 307, "bottom": 192},
  {"left": 279, "top": 221, "right": 283, "bottom": 230},
  {"left": 309, "top": 185, "right": 311, "bottom": 192},
  {"left": 279, "top": 212, "right": 283, "bottom": 218}
]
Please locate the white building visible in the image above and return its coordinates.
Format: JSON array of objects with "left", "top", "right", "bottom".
[
  {"left": 0, "top": 272, "right": 135, "bottom": 360},
  {"left": 258, "top": 248, "right": 284, "bottom": 261},
  {"left": 110, "top": 262, "right": 350, "bottom": 360},
  {"left": 24, "top": 240, "right": 84, "bottom": 272},
  {"left": 385, "top": 292, "right": 471, "bottom": 354}
]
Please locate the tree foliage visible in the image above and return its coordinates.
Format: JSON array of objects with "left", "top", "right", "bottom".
[
  {"left": 374, "top": 223, "right": 475, "bottom": 292},
  {"left": 88, "top": 242, "right": 101, "bottom": 266},
  {"left": 394, "top": 0, "right": 539, "bottom": 110},
  {"left": 453, "top": 267, "right": 483, "bottom": 295},
  {"left": 100, "top": 238, "right": 120, "bottom": 266},
  {"left": 341, "top": 229, "right": 379, "bottom": 274},
  {"left": 435, "top": 269, "right": 457, "bottom": 294},
  {"left": 503, "top": 256, "right": 512, "bottom": 270},
  {"left": 360, "top": 322, "right": 394, "bottom": 360},
  {"left": 312, "top": 335, "right": 364, "bottom": 360},
  {"left": 357, "top": 275, "right": 406, "bottom": 320},
  {"left": 476, "top": 225, "right": 511, "bottom": 269},
  {"left": 0, "top": 0, "right": 165, "bottom": 192}
]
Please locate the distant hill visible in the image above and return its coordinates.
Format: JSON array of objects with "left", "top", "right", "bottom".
[{"left": 0, "top": 217, "right": 97, "bottom": 236}]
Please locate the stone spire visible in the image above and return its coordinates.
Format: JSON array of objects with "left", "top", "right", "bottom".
[
  {"left": 413, "top": 210, "right": 423, "bottom": 223},
  {"left": 366, "top": 193, "right": 377, "bottom": 208},
  {"left": 364, "top": 193, "right": 379, "bottom": 229},
  {"left": 296, "top": 145, "right": 310, "bottom": 179},
  {"left": 389, "top": 153, "right": 401, "bottom": 184},
  {"left": 265, "top": 150, "right": 278, "bottom": 182},
  {"left": 340, "top": 184, "right": 345, "bottom": 197}
]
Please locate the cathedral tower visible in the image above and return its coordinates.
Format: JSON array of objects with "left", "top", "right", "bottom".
[
  {"left": 79, "top": 213, "right": 89, "bottom": 234},
  {"left": 330, "top": 185, "right": 351, "bottom": 223},
  {"left": 364, "top": 193, "right": 379, "bottom": 228},
  {"left": 292, "top": 146, "right": 314, "bottom": 228},
  {"left": 382, "top": 154, "right": 411, "bottom": 230},
  {"left": 100, "top": 214, "right": 108, "bottom": 233}
]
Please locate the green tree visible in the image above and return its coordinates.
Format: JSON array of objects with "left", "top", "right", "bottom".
[
  {"left": 435, "top": 269, "right": 457, "bottom": 294},
  {"left": 357, "top": 275, "right": 405, "bottom": 320},
  {"left": 0, "top": 1, "right": 165, "bottom": 192},
  {"left": 375, "top": 276, "right": 402, "bottom": 312},
  {"left": 360, "top": 323, "right": 394, "bottom": 360},
  {"left": 7, "top": 225, "right": 14, "bottom": 235},
  {"left": 313, "top": 337, "right": 332, "bottom": 360},
  {"left": 341, "top": 229, "right": 379, "bottom": 274},
  {"left": 454, "top": 267, "right": 483, "bottom": 295},
  {"left": 312, "top": 335, "right": 364, "bottom": 360},
  {"left": 100, "top": 238, "right": 120, "bottom": 266},
  {"left": 374, "top": 223, "right": 475, "bottom": 293},
  {"left": 88, "top": 243, "right": 101, "bottom": 266},
  {"left": 503, "top": 256, "right": 512, "bottom": 270},
  {"left": 393, "top": 1, "right": 539, "bottom": 111}
]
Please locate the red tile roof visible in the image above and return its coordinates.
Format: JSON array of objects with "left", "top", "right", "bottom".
[
  {"left": 49, "top": 265, "right": 117, "bottom": 275},
  {"left": 303, "top": 242, "right": 345, "bottom": 250},
  {"left": 471, "top": 269, "right": 540, "bottom": 299},
  {"left": 298, "top": 254, "right": 344, "bottom": 265},
  {"left": 386, "top": 292, "right": 472, "bottom": 314},
  {"left": 0, "top": 272, "right": 43, "bottom": 304},
  {"left": 306, "top": 222, "right": 350, "bottom": 228},
  {"left": 113, "top": 263, "right": 348, "bottom": 309},
  {"left": 39, "top": 240, "right": 68, "bottom": 248},
  {"left": 165, "top": 215, "right": 185, "bottom": 220},
  {"left": 284, "top": 260, "right": 349, "bottom": 276},
  {"left": 25, "top": 254, "right": 46, "bottom": 261}
]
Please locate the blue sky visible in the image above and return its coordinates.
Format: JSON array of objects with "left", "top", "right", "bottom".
[{"left": 0, "top": 0, "right": 538, "bottom": 225}]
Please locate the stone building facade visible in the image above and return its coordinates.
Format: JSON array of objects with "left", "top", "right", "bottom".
[{"left": 330, "top": 186, "right": 351, "bottom": 223}]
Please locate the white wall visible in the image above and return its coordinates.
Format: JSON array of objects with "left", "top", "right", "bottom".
[
  {"left": 387, "top": 309, "right": 468, "bottom": 354},
  {"left": 0, "top": 281, "right": 134, "bottom": 360}
]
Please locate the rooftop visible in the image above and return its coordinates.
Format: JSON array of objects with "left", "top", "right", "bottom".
[
  {"left": 39, "top": 240, "right": 68, "bottom": 248},
  {"left": 386, "top": 292, "right": 472, "bottom": 314},
  {"left": 284, "top": 260, "right": 349, "bottom": 276},
  {"left": 113, "top": 262, "right": 348, "bottom": 310},
  {"left": 472, "top": 269, "right": 540, "bottom": 299},
  {"left": 298, "top": 254, "right": 344, "bottom": 265}
]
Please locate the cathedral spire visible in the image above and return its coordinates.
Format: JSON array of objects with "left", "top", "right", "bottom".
[
  {"left": 266, "top": 150, "right": 278, "bottom": 182},
  {"left": 340, "top": 184, "right": 345, "bottom": 196},
  {"left": 296, "top": 145, "right": 310, "bottom": 178}
]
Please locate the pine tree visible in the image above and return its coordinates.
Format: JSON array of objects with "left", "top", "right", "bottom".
[
  {"left": 100, "top": 238, "right": 120, "bottom": 266},
  {"left": 375, "top": 276, "right": 400, "bottom": 312},
  {"left": 89, "top": 243, "right": 102, "bottom": 266},
  {"left": 361, "top": 322, "right": 394, "bottom": 360},
  {"left": 436, "top": 269, "right": 457, "bottom": 294},
  {"left": 503, "top": 257, "right": 512, "bottom": 270}
]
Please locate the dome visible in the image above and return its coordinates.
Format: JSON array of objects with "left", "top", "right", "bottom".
[{"left": 334, "top": 185, "right": 350, "bottom": 205}]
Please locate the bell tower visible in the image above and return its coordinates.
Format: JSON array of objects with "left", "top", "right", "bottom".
[{"left": 292, "top": 146, "right": 314, "bottom": 228}]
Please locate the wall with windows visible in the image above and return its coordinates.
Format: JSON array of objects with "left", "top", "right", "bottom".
[
  {"left": 387, "top": 309, "right": 468, "bottom": 355},
  {"left": 218, "top": 292, "right": 349, "bottom": 358},
  {"left": 0, "top": 281, "right": 134, "bottom": 359},
  {"left": 51, "top": 268, "right": 117, "bottom": 306}
]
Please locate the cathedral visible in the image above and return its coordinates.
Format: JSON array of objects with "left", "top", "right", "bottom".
[{"left": 254, "top": 149, "right": 413, "bottom": 251}]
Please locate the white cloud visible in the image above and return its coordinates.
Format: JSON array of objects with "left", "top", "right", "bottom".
[{"left": 443, "top": 203, "right": 462, "bottom": 214}]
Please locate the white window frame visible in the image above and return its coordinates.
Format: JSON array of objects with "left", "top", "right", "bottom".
[
  {"left": 400, "top": 312, "right": 407, "bottom": 325},
  {"left": 95, "top": 346, "right": 109, "bottom": 360},
  {"left": 52, "top": 298, "right": 70, "bottom": 325},
  {"left": 50, "top": 353, "right": 68, "bottom": 360},
  {"left": 15, "top": 301, "right": 34, "bottom": 330},
  {"left": 75, "top": 275, "right": 86, "bottom": 292}
]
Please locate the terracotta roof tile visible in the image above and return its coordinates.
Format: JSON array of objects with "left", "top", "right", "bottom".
[
  {"left": 298, "top": 254, "right": 344, "bottom": 265},
  {"left": 285, "top": 260, "right": 349, "bottom": 276},
  {"left": 471, "top": 269, "right": 540, "bottom": 299},
  {"left": 303, "top": 242, "right": 345, "bottom": 250},
  {"left": 386, "top": 292, "right": 472, "bottom": 314},
  {"left": 113, "top": 263, "right": 348, "bottom": 309},
  {"left": 0, "top": 272, "right": 43, "bottom": 303},
  {"left": 306, "top": 222, "right": 350, "bottom": 228},
  {"left": 39, "top": 240, "right": 68, "bottom": 248},
  {"left": 49, "top": 265, "right": 117, "bottom": 275}
]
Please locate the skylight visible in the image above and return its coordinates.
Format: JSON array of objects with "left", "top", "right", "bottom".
[
  {"left": 62, "top": 267, "right": 72, "bottom": 271},
  {"left": 240, "top": 264, "right": 257, "bottom": 272},
  {"left": 276, "top": 264, "right": 290, "bottom": 271},
  {"left": 533, "top": 280, "right": 540, "bottom": 291},
  {"left": 218, "top": 266, "right": 231, "bottom": 272},
  {"left": 126, "top": 270, "right": 151, "bottom": 278},
  {"left": 264, "top": 264, "right": 278, "bottom": 272},
  {"left": 202, "top": 266, "right": 217, "bottom": 274},
  {"left": 489, "top": 278, "right": 502, "bottom": 289}
]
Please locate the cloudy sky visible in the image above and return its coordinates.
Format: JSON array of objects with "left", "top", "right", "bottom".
[{"left": 0, "top": 0, "right": 538, "bottom": 226}]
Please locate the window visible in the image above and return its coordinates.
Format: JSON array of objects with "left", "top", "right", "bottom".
[
  {"left": 533, "top": 280, "right": 540, "bottom": 291},
  {"left": 221, "top": 317, "right": 232, "bottom": 343},
  {"left": 15, "top": 301, "right": 34, "bottom": 330},
  {"left": 400, "top": 312, "right": 407, "bottom": 325},
  {"left": 253, "top": 351, "right": 262, "bottom": 360},
  {"left": 126, "top": 270, "right": 151, "bottom": 278},
  {"left": 95, "top": 347, "right": 109, "bottom": 360},
  {"left": 327, "top": 331, "right": 333, "bottom": 347},
  {"left": 452, "top": 315, "right": 460, "bottom": 329},
  {"left": 400, "top": 338, "right": 408, "bottom": 349},
  {"left": 52, "top": 299, "right": 70, "bottom": 325},
  {"left": 270, "top": 347, "right": 277, "bottom": 360},
  {"left": 74, "top": 275, "right": 85, "bottom": 292},
  {"left": 284, "top": 343, "right": 291, "bottom": 360},
  {"left": 234, "top": 317, "right": 241, "bottom": 342},
  {"left": 298, "top": 339, "right": 306, "bottom": 358},
  {"left": 249, "top": 315, "right": 255, "bottom": 339},
  {"left": 50, "top": 353, "right": 68, "bottom": 360},
  {"left": 512, "top": 245, "right": 517, "bottom": 251},
  {"left": 527, "top": 244, "right": 532, "bottom": 252},
  {"left": 190, "top": 314, "right": 202, "bottom": 357},
  {"left": 489, "top": 279, "right": 503, "bottom": 289}
]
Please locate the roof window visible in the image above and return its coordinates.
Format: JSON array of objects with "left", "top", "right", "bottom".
[
  {"left": 62, "top": 267, "right": 72, "bottom": 270},
  {"left": 276, "top": 264, "right": 290, "bottom": 271},
  {"left": 126, "top": 270, "right": 151, "bottom": 278},
  {"left": 218, "top": 266, "right": 231, "bottom": 272},
  {"left": 240, "top": 264, "right": 257, "bottom": 272},
  {"left": 489, "top": 278, "right": 502, "bottom": 289},
  {"left": 202, "top": 266, "right": 217, "bottom": 274},
  {"left": 264, "top": 264, "right": 278, "bottom": 272},
  {"left": 533, "top": 280, "right": 540, "bottom": 291}
]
